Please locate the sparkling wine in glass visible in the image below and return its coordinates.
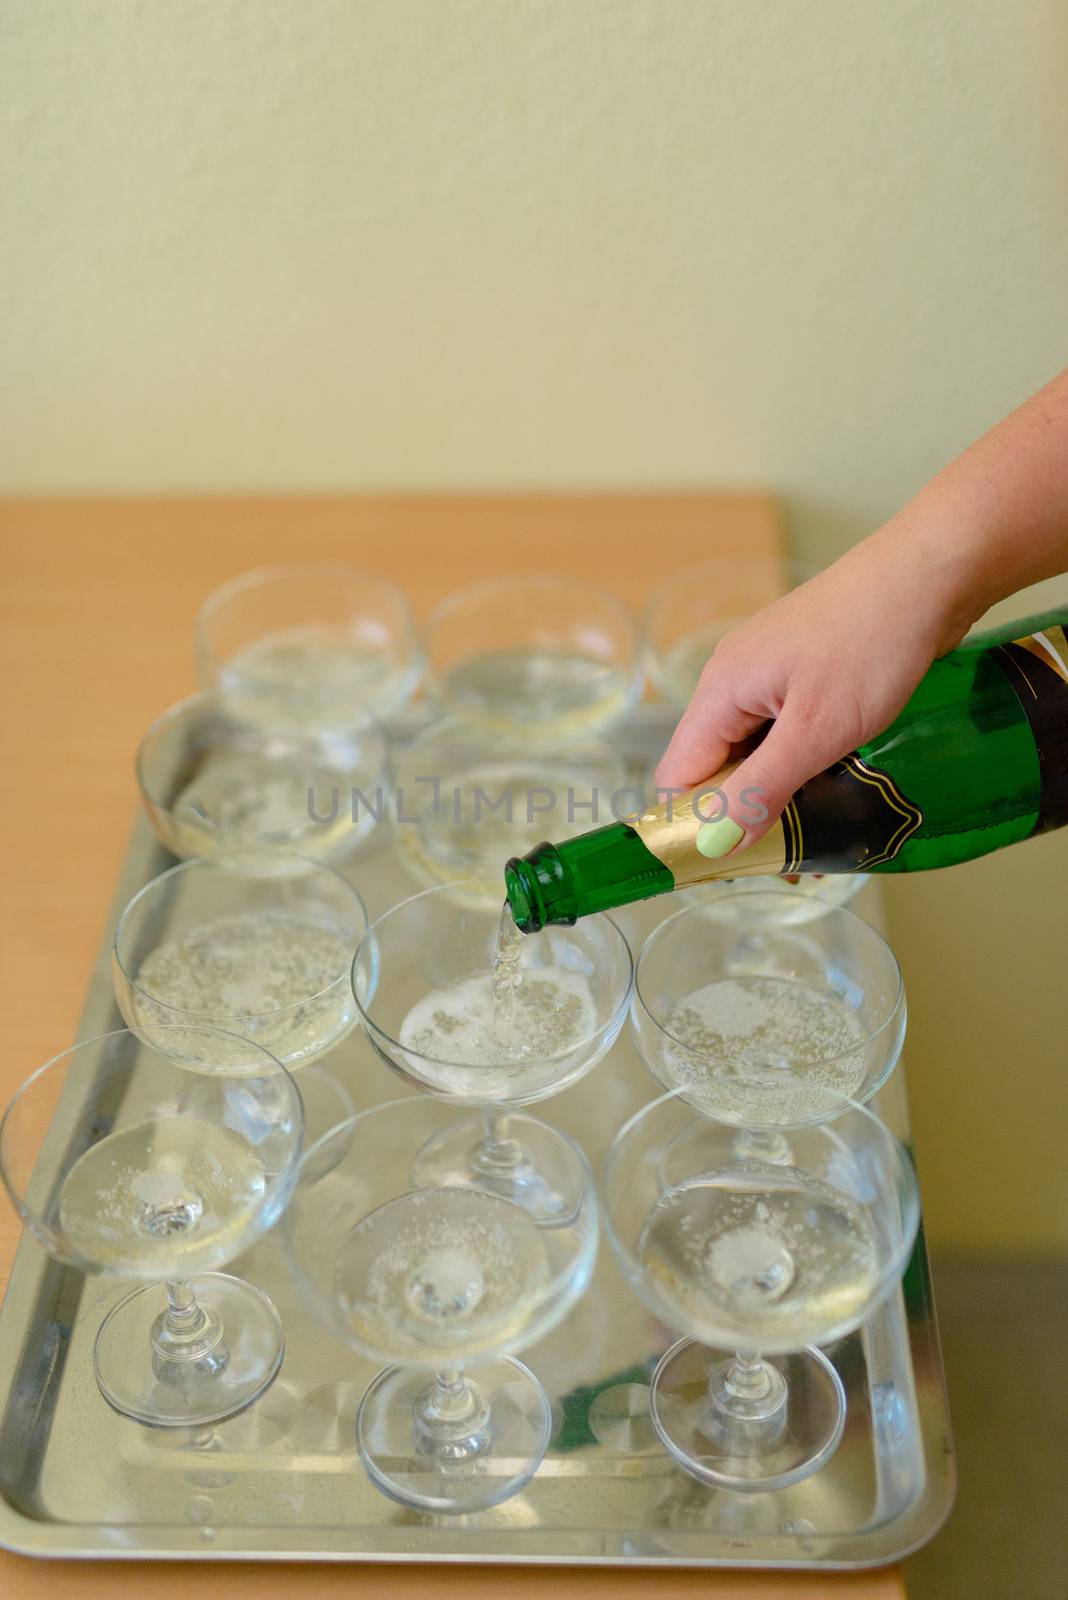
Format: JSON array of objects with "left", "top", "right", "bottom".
[
  {"left": 391, "top": 716, "right": 625, "bottom": 902},
  {"left": 197, "top": 562, "right": 423, "bottom": 732},
  {"left": 113, "top": 854, "right": 373, "bottom": 1142},
  {"left": 424, "top": 575, "right": 641, "bottom": 737},
  {"left": 352, "top": 883, "right": 632, "bottom": 1223},
  {"left": 137, "top": 690, "right": 389, "bottom": 866},
  {"left": 631, "top": 888, "right": 905, "bottom": 1160}
]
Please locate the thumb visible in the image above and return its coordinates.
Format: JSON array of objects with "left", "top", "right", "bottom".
[{"left": 694, "top": 709, "right": 837, "bottom": 860}]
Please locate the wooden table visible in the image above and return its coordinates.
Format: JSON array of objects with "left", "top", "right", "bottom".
[{"left": 0, "top": 496, "right": 904, "bottom": 1599}]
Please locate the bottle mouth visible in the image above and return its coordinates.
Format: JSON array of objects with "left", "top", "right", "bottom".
[{"left": 503, "top": 858, "right": 540, "bottom": 933}]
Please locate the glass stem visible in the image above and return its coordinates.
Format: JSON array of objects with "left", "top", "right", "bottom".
[
  {"left": 733, "top": 1127, "right": 793, "bottom": 1165},
  {"left": 706, "top": 1346, "right": 788, "bottom": 1441},
  {"left": 482, "top": 1107, "right": 508, "bottom": 1150},
  {"left": 413, "top": 1364, "right": 492, "bottom": 1461},
  {"left": 477, "top": 1108, "right": 522, "bottom": 1172},
  {"left": 724, "top": 1350, "right": 773, "bottom": 1404},
  {"left": 428, "top": 1366, "right": 471, "bottom": 1420},
  {"left": 164, "top": 1278, "right": 209, "bottom": 1339},
  {"left": 151, "top": 1278, "right": 225, "bottom": 1367}
]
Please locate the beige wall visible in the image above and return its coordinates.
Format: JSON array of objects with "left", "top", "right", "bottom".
[
  {"left": 2, "top": 1, "right": 1066, "bottom": 1255},
  {"left": 888, "top": 581, "right": 1068, "bottom": 1261}
]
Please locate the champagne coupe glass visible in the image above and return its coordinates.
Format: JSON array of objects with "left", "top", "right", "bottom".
[
  {"left": 643, "top": 556, "right": 868, "bottom": 912},
  {"left": 392, "top": 715, "right": 625, "bottom": 901},
  {"left": 113, "top": 855, "right": 373, "bottom": 1142},
  {"left": 643, "top": 556, "right": 820, "bottom": 712},
  {"left": 603, "top": 1091, "right": 919, "bottom": 1490},
  {"left": 632, "top": 888, "right": 905, "bottom": 1161},
  {"left": 0, "top": 1026, "right": 303, "bottom": 1426},
  {"left": 424, "top": 574, "right": 641, "bottom": 736},
  {"left": 284, "top": 1096, "right": 598, "bottom": 1512},
  {"left": 196, "top": 562, "right": 423, "bottom": 731},
  {"left": 137, "top": 690, "right": 390, "bottom": 866},
  {"left": 352, "top": 884, "right": 633, "bottom": 1223}
]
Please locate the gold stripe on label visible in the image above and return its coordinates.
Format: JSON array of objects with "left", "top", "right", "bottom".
[
  {"left": 840, "top": 754, "right": 924, "bottom": 867},
  {"left": 781, "top": 800, "right": 803, "bottom": 874}
]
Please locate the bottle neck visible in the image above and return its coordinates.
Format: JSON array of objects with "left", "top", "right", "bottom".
[
  {"left": 504, "top": 846, "right": 577, "bottom": 933},
  {"left": 959, "top": 602, "right": 1068, "bottom": 654}
]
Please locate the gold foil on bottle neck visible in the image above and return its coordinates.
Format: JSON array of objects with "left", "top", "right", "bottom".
[
  {"left": 631, "top": 783, "right": 787, "bottom": 887},
  {"left": 1014, "top": 624, "right": 1068, "bottom": 684}
]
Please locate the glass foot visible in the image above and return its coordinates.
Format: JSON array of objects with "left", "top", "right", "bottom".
[
  {"left": 723, "top": 930, "right": 787, "bottom": 976},
  {"left": 356, "top": 1358, "right": 552, "bottom": 1512},
  {"left": 650, "top": 1336, "right": 845, "bottom": 1491},
  {"left": 657, "top": 1119, "right": 795, "bottom": 1190},
  {"left": 94, "top": 1274, "right": 285, "bottom": 1427},
  {"left": 410, "top": 1114, "right": 582, "bottom": 1226},
  {"left": 731, "top": 1127, "right": 794, "bottom": 1165}
]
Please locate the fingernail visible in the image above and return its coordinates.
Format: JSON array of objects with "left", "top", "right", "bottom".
[{"left": 696, "top": 817, "right": 745, "bottom": 859}]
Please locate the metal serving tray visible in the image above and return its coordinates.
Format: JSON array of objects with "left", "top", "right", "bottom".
[{"left": 0, "top": 708, "right": 954, "bottom": 1568}]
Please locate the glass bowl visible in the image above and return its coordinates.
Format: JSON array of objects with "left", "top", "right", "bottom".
[
  {"left": 424, "top": 574, "right": 640, "bottom": 735},
  {"left": 114, "top": 854, "right": 372, "bottom": 1072},
  {"left": 352, "top": 883, "right": 634, "bottom": 1107},
  {"left": 632, "top": 888, "right": 905, "bottom": 1128},
  {"left": 643, "top": 557, "right": 820, "bottom": 710},
  {"left": 680, "top": 872, "right": 869, "bottom": 924},
  {"left": 137, "top": 689, "right": 390, "bottom": 865},
  {"left": 391, "top": 715, "right": 626, "bottom": 900},
  {"left": 197, "top": 561, "right": 422, "bottom": 730}
]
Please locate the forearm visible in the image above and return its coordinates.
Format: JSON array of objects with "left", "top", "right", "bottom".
[
  {"left": 846, "top": 365, "right": 1068, "bottom": 651},
  {"left": 657, "top": 365, "right": 1068, "bottom": 813}
]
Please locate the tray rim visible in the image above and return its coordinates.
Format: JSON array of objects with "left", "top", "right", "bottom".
[{"left": 0, "top": 1265, "right": 956, "bottom": 1568}]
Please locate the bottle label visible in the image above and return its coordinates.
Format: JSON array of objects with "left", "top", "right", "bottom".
[
  {"left": 991, "top": 624, "right": 1068, "bottom": 832},
  {"left": 634, "top": 758, "right": 924, "bottom": 880}
]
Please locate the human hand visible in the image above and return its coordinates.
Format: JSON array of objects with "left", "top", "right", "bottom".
[
  {"left": 653, "top": 533, "right": 975, "bottom": 856},
  {"left": 655, "top": 365, "right": 1068, "bottom": 857}
]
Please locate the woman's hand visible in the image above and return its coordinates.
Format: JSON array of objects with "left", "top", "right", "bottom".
[
  {"left": 655, "top": 363, "right": 1068, "bottom": 858},
  {"left": 653, "top": 532, "right": 975, "bottom": 856}
]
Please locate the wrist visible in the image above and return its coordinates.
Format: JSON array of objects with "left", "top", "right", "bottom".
[{"left": 860, "top": 508, "right": 999, "bottom": 654}]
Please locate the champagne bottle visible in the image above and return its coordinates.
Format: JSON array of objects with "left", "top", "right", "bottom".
[{"left": 504, "top": 604, "right": 1068, "bottom": 931}]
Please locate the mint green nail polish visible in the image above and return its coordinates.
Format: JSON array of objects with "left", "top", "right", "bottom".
[{"left": 695, "top": 817, "right": 745, "bottom": 859}]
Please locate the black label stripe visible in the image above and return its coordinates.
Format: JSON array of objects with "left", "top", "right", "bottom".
[{"left": 787, "top": 754, "right": 924, "bottom": 872}]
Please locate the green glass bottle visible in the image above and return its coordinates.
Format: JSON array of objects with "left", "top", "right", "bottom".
[{"left": 504, "top": 603, "right": 1068, "bottom": 931}]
